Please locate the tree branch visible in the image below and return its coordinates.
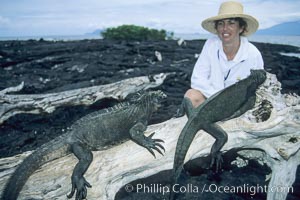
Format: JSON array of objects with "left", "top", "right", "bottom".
[{"left": 0, "top": 73, "right": 167, "bottom": 125}]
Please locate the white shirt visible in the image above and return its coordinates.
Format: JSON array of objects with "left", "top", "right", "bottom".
[{"left": 191, "top": 36, "right": 264, "bottom": 98}]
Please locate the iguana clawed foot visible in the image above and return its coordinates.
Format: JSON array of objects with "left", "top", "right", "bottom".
[
  {"left": 173, "top": 97, "right": 195, "bottom": 119},
  {"left": 143, "top": 132, "right": 165, "bottom": 158},
  {"left": 67, "top": 175, "right": 92, "bottom": 200},
  {"left": 210, "top": 151, "right": 223, "bottom": 173}
]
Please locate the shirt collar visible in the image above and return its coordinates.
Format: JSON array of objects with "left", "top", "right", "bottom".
[{"left": 217, "top": 36, "right": 249, "bottom": 63}]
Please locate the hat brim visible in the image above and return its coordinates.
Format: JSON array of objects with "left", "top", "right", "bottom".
[{"left": 201, "top": 14, "right": 259, "bottom": 36}]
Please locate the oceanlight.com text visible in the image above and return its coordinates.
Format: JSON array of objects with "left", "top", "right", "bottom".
[{"left": 124, "top": 183, "right": 293, "bottom": 196}]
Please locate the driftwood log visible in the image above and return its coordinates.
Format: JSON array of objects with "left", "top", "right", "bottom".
[
  {"left": 0, "top": 72, "right": 299, "bottom": 200},
  {"left": 0, "top": 73, "right": 167, "bottom": 125}
]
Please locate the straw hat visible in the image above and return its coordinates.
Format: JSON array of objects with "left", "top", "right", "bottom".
[{"left": 201, "top": 1, "right": 259, "bottom": 36}]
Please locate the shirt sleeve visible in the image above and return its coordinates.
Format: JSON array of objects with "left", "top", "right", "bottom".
[
  {"left": 191, "top": 39, "right": 219, "bottom": 98},
  {"left": 255, "top": 50, "right": 264, "bottom": 69},
  {"left": 249, "top": 42, "right": 264, "bottom": 70}
]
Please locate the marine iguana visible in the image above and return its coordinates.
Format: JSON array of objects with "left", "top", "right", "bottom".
[
  {"left": 1, "top": 90, "right": 166, "bottom": 200},
  {"left": 170, "top": 69, "right": 266, "bottom": 199}
]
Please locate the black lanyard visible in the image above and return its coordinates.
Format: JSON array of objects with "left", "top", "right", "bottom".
[
  {"left": 218, "top": 49, "right": 245, "bottom": 81},
  {"left": 224, "top": 70, "right": 231, "bottom": 81},
  {"left": 218, "top": 50, "right": 231, "bottom": 81}
]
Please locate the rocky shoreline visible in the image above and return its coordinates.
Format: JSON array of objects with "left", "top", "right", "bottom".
[{"left": 0, "top": 38, "right": 299, "bottom": 199}]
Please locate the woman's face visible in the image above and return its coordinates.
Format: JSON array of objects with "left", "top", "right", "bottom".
[{"left": 216, "top": 18, "right": 243, "bottom": 44}]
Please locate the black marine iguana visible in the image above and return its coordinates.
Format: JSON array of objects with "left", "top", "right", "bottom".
[
  {"left": 1, "top": 90, "right": 166, "bottom": 200},
  {"left": 170, "top": 69, "right": 266, "bottom": 199}
]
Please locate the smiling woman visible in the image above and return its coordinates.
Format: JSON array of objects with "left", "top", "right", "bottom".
[
  {"left": 214, "top": 18, "right": 245, "bottom": 60},
  {"left": 175, "top": 1, "right": 264, "bottom": 118}
]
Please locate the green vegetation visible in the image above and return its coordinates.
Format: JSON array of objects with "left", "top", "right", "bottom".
[{"left": 101, "top": 24, "right": 173, "bottom": 41}]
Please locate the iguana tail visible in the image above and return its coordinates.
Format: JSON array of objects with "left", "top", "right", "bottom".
[
  {"left": 1, "top": 134, "right": 71, "bottom": 200},
  {"left": 170, "top": 121, "right": 199, "bottom": 200},
  {"left": 173, "top": 121, "right": 199, "bottom": 179}
]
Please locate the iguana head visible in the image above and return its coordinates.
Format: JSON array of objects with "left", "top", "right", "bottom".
[
  {"left": 250, "top": 69, "right": 267, "bottom": 85},
  {"left": 149, "top": 90, "right": 167, "bottom": 108},
  {"left": 130, "top": 90, "right": 167, "bottom": 110}
]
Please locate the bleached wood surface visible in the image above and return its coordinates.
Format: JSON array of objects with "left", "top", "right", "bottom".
[
  {"left": 0, "top": 72, "right": 299, "bottom": 200},
  {"left": 0, "top": 73, "right": 167, "bottom": 125}
]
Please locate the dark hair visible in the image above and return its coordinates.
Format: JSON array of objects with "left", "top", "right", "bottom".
[
  {"left": 214, "top": 17, "right": 248, "bottom": 35},
  {"left": 236, "top": 17, "right": 248, "bottom": 35}
]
